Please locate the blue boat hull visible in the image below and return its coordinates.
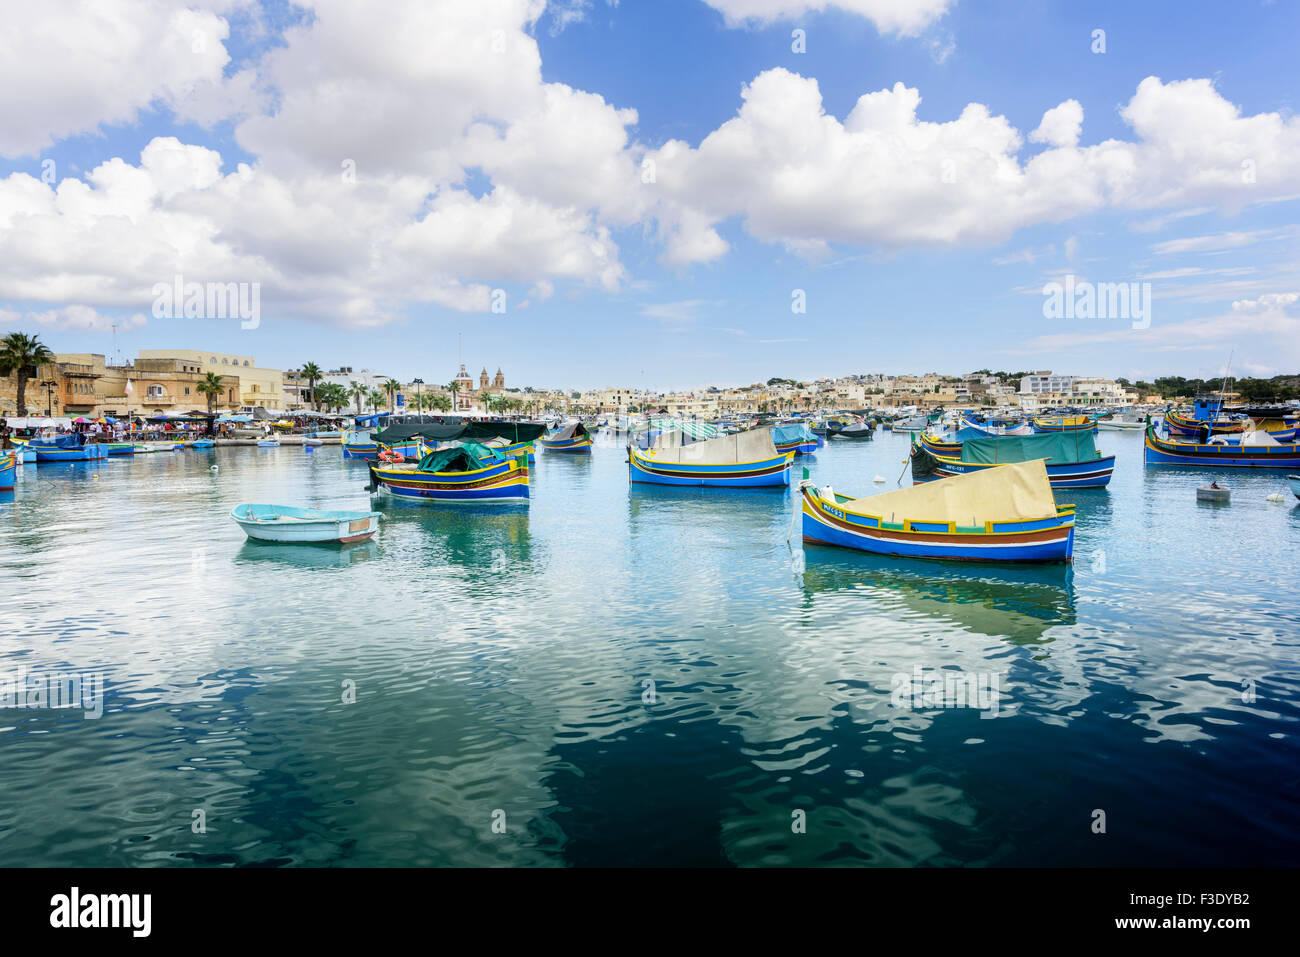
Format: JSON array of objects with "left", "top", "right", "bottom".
[
  {"left": 0, "top": 453, "right": 14, "bottom": 490},
  {"left": 801, "top": 487, "right": 1075, "bottom": 563},
  {"left": 629, "top": 449, "right": 792, "bottom": 487},
  {"left": 1145, "top": 427, "right": 1300, "bottom": 468},
  {"left": 32, "top": 444, "right": 108, "bottom": 462},
  {"left": 921, "top": 455, "right": 1115, "bottom": 488},
  {"left": 371, "top": 458, "right": 530, "bottom": 503},
  {"left": 539, "top": 436, "right": 593, "bottom": 453}
]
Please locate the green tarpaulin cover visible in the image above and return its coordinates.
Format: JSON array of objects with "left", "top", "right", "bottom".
[
  {"left": 415, "top": 441, "right": 504, "bottom": 473},
  {"left": 961, "top": 431, "right": 1101, "bottom": 465}
]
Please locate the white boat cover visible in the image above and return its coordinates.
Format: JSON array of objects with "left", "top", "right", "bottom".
[
  {"left": 1237, "top": 428, "right": 1281, "bottom": 446},
  {"left": 648, "top": 427, "right": 778, "bottom": 464},
  {"left": 840, "top": 458, "right": 1058, "bottom": 525}
]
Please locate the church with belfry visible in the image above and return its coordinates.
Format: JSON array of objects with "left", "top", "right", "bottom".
[{"left": 451, "top": 363, "right": 506, "bottom": 413}]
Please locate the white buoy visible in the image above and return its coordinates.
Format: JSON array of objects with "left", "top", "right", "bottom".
[
  {"left": 210, "top": 465, "right": 219, "bottom": 472},
  {"left": 1266, "top": 492, "right": 1284, "bottom": 503},
  {"left": 873, "top": 474, "right": 886, "bottom": 483}
]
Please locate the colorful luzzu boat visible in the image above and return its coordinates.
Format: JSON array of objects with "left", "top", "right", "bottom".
[
  {"left": 341, "top": 428, "right": 381, "bottom": 459},
  {"left": 538, "top": 421, "right": 593, "bottom": 454},
  {"left": 0, "top": 451, "right": 15, "bottom": 491},
  {"left": 1255, "top": 419, "right": 1300, "bottom": 442},
  {"left": 105, "top": 442, "right": 136, "bottom": 456},
  {"left": 772, "top": 423, "right": 820, "bottom": 456},
  {"left": 912, "top": 430, "right": 1115, "bottom": 488},
  {"left": 1031, "top": 414, "right": 1096, "bottom": 433},
  {"left": 801, "top": 458, "right": 1075, "bottom": 563},
  {"left": 499, "top": 440, "right": 536, "bottom": 463},
  {"left": 1163, "top": 397, "right": 1248, "bottom": 438},
  {"left": 368, "top": 443, "right": 529, "bottom": 503},
  {"left": 629, "top": 429, "right": 793, "bottom": 488},
  {"left": 959, "top": 414, "right": 1032, "bottom": 436},
  {"left": 1165, "top": 409, "right": 1247, "bottom": 437},
  {"left": 1144, "top": 422, "right": 1300, "bottom": 468},
  {"left": 28, "top": 433, "right": 109, "bottom": 462}
]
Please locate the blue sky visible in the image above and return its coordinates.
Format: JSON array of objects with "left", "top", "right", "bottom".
[{"left": 2, "top": 0, "right": 1298, "bottom": 390}]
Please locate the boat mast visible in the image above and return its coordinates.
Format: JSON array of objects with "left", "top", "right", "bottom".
[{"left": 1218, "top": 350, "right": 1233, "bottom": 409}]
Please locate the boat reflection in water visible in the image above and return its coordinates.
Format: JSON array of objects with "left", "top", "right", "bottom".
[
  {"left": 799, "top": 548, "right": 1076, "bottom": 648},
  {"left": 235, "top": 538, "right": 379, "bottom": 569},
  {"left": 374, "top": 494, "right": 534, "bottom": 584}
]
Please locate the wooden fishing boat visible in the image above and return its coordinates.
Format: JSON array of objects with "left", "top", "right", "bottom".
[
  {"left": 0, "top": 451, "right": 14, "bottom": 491},
  {"left": 629, "top": 429, "right": 793, "bottom": 488},
  {"left": 192, "top": 438, "right": 215, "bottom": 449},
  {"left": 959, "top": 414, "right": 1032, "bottom": 436},
  {"left": 801, "top": 458, "right": 1074, "bottom": 563},
  {"left": 1096, "top": 410, "right": 1148, "bottom": 431},
  {"left": 1250, "top": 417, "right": 1300, "bottom": 442},
  {"left": 499, "top": 440, "right": 536, "bottom": 463},
  {"left": 539, "top": 421, "right": 593, "bottom": 453},
  {"left": 1165, "top": 409, "right": 1247, "bottom": 437},
  {"left": 105, "top": 442, "right": 136, "bottom": 456},
  {"left": 1163, "top": 396, "right": 1246, "bottom": 438},
  {"left": 29, "top": 433, "right": 108, "bottom": 462},
  {"left": 917, "top": 431, "right": 963, "bottom": 457},
  {"left": 1144, "top": 422, "right": 1300, "bottom": 468},
  {"left": 341, "top": 428, "right": 380, "bottom": 459},
  {"left": 772, "top": 423, "right": 820, "bottom": 455},
  {"left": 912, "top": 431, "right": 1115, "bottom": 488},
  {"left": 888, "top": 414, "right": 933, "bottom": 433},
  {"left": 1031, "top": 414, "right": 1096, "bottom": 433},
  {"left": 257, "top": 438, "right": 280, "bottom": 448},
  {"left": 231, "top": 503, "right": 380, "bottom": 543},
  {"left": 833, "top": 421, "right": 875, "bottom": 440},
  {"left": 368, "top": 443, "right": 529, "bottom": 503},
  {"left": 1288, "top": 475, "right": 1300, "bottom": 500},
  {"left": 368, "top": 418, "right": 545, "bottom": 464}
]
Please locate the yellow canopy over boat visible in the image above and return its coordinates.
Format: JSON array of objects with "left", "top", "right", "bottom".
[{"left": 838, "top": 458, "right": 1058, "bottom": 524}]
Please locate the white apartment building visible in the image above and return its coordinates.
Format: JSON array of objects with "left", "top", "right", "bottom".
[
  {"left": 1020, "top": 371, "right": 1077, "bottom": 395},
  {"left": 321, "top": 367, "right": 393, "bottom": 392}
]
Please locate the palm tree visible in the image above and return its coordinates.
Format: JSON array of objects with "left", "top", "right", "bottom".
[
  {"left": 384, "top": 378, "right": 401, "bottom": 412},
  {"left": 368, "top": 388, "right": 385, "bottom": 411},
  {"left": 422, "top": 392, "right": 451, "bottom": 413},
  {"left": 315, "top": 383, "right": 346, "bottom": 412},
  {"left": 299, "top": 362, "right": 322, "bottom": 411},
  {"left": 195, "top": 372, "right": 224, "bottom": 414},
  {"left": 0, "top": 332, "right": 55, "bottom": 416},
  {"left": 349, "top": 381, "right": 367, "bottom": 414}
]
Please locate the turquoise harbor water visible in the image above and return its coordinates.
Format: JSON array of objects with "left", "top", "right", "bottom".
[{"left": 1, "top": 430, "right": 1298, "bottom": 867}]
